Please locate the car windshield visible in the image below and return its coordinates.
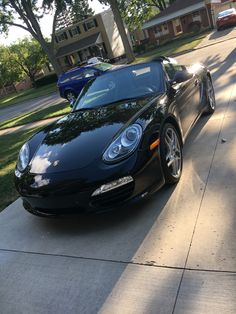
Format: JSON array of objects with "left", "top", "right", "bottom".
[
  {"left": 93, "top": 62, "right": 113, "bottom": 71},
  {"left": 73, "top": 62, "right": 164, "bottom": 110},
  {"left": 218, "top": 9, "right": 235, "bottom": 17}
]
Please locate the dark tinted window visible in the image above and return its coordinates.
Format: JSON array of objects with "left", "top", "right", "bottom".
[
  {"left": 164, "top": 63, "right": 186, "bottom": 80},
  {"left": 94, "top": 63, "right": 112, "bottom": 71},
  {"left": 74, "top": 62, "right": 164, "bottom": 110},
  {"left": 218, "top": 9, "right": 235, "bottom": 17},
  {"left": 83, "top": 69, "right": 98, "bottom": 78}
]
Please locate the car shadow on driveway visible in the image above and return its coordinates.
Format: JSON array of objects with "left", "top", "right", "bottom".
[{"left": 209, "top": 27, "right": 236, "bottom": 40}]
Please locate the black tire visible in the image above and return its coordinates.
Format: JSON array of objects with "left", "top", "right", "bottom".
[
  {"left": 65, "top": 90, "right": 77, "bottom": 105},
  {"left": 205, "top": 76, "right": 216, "bottom": 114},
  {"left": 160, "top": 123, "right": 183, "bottom": 184}
]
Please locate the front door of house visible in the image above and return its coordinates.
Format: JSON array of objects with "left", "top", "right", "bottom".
[{"left": 172, "top": 18, "right": 183, "bottom": 35}]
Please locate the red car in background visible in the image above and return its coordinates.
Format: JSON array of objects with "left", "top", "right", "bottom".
[{"left": 216, "top": 8, "right": 236, "bottom": 31}]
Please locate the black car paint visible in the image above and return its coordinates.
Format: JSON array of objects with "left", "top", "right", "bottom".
[{"left": 15, "top": 61, "right": 210, "bottom": 215}]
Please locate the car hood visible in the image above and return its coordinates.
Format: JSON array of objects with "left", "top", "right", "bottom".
[{"left": 29, "top": 95, "right": 159, "bottom": 174}]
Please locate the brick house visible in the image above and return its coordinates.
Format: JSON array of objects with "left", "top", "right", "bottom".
[{"left": 142, "top": 0, "right": 212, "bottom": 44}]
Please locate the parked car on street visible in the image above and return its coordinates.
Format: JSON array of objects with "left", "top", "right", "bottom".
[
  {"left": 15, "top": 57, "right": 215, "bottom": 217},
  {"left": 57, "top": 62, "right": 113, "bottom": 104},
  {"left": 216, "top": 8, "right": 236, "bottom": 31}
]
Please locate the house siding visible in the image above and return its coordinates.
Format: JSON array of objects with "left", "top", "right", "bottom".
[{"left": 54, "top": 9, "right": 129, "bottom": 71}]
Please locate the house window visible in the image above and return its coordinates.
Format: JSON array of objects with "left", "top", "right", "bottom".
[
  {"left": 192, "top": 11, "right": 201, "bottom": 22},
  {"left": 154, "top": 26, "right": 161, "bottom": 33},
  {"left": 57, "top": 32, "right": 68, "bottom": 42},
  {"left": 64, "top": 55, "right": 73, "bottom": 66},
  {"left": 163, "top": 23, "right": 168, "bottom": 31},
  {"left": 162, "top": 23, "right": 169, "bottom": 35},
  {"left": 83, "top": 19, "right": 98, "bottom": 31},
  {"left": 70, "top": 26, "right": 81, "bottom": 37},
  {"left": 172, "top": 18, "right": 182, "bottom": 35}
]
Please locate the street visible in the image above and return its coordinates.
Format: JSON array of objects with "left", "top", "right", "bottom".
[
  {"left": 0, "top": 92, "right": 63, "bottom": 123},
  {"left": 0, "top": 36, "right": 236, "bottom": 313}
]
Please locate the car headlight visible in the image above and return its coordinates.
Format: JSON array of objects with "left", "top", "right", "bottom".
[
  {"left": 103, "top": 124, "right": 142, "bottom": 163},
  {"left": 17, "top": 143, "right": 30, "bottom": 172}
]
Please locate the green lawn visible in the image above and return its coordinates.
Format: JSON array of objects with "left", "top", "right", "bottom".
[
  {"left": 135, "top": 31, "right": 210, "bottom": 63},
  {"left": 0, "top": 101, "right": 70, "bottom": 130},
  {"left": 0, "top": 83, "right": 58, "bottom": 109},
  {"left": 0, "top": 127, "right": 42, "bottom": 212}
]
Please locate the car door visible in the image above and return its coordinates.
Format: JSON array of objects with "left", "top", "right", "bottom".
[
  {"left": 165, "top": 62, "right": 201, "bottom": 136},
  {"left": 70, "top": 70, "right": 85, "bottom": 95}
]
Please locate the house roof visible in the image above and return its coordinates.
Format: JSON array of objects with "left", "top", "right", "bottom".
[
  {"left": 143, "top": 0, "right": 206, "bottom": 29},
  {"left": 55, "top": 32, "right": 103, "bottom": 58}
]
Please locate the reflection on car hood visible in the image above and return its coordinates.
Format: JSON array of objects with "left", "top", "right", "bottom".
[{"left": 29, "top": 95, "right": 158, "bottom": 174}]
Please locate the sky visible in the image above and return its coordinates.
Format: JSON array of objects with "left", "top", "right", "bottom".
[{"left": 0, "top": 0, "right": 108, "bottom": 45}]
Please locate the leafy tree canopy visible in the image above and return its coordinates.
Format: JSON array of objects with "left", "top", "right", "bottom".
[
  {"left": 0, "top": 1, "right": 94, "bottom": 74},
  {"left": 117, "top": 0, "right": 177, "bottom": 30},
  {"left": 10, "top": 37, "right": 49, "bottom": 85},
  {"left": 0, "top": 45, "right": 21, "bottom": 88}
]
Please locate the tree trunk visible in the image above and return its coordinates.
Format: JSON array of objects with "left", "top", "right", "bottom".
[
  {"left": 28, "top": 72, "right": 36, "bottom": 87},
  {"left": 109, "top": 0, "right": 135, "bottom": 63},
  {"left": 37, "top": 37, "right": 63, "bottom": 76}
]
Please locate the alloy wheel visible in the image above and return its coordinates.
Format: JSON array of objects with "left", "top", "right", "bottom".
[
  {"left": 207, "top": 78, "right": 215, "bottom": 110},
  {"left": 164, "top": 127, "right": 182, "bottom": 178}
]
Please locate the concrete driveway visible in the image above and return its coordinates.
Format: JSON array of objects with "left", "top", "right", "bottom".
[
  {"left": 0, "top": 38, "right": 236, "bottom": 313},
  {"left": 196, "top": 26, "right": 236, "bottom": 49}
]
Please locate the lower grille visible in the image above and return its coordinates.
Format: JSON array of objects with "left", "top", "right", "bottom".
[{"left": 90, "top": 181, "right": 135, "bottom": 208}]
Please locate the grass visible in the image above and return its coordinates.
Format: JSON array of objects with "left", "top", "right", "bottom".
[
  {"left": 135, "top": 31, "right": 210, "bottom": 63},
  {"left": 0, "top": 83, "right": 57, "bottom": 110},
  {"left": 0, "top": 127, "right": 42, "bottom": 212},
  {"left": 0, "top": 101, "right": 70, "bottom": 130}
]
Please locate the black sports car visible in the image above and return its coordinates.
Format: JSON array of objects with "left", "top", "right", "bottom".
[{"left": 15, "top": 57, "right": 215, "bottom": 217}]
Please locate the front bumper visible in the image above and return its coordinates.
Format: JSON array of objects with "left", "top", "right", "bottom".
[{"left": 15, "top": 150, "right": 165, "bottom": 216}]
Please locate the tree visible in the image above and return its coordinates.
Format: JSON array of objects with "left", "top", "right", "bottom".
[
  {"left": 0, "top": 45, "right": 21, "bottom": 88},
  {"left": 118, "top": 0, "right": 177, "bottom": 30},
  {"left": 10, "top": 38, "right": 48, "bottom": 86},
  {"left": 0, "top": 1, "right": 94, "bottom": 75},
  {"left": 147, "top": 0, "right": 176, "bottom": 11},
  {"left": 99, "top": 0, "right": 135, "bottom": 63},
  {"left": 118, "top": 0, "right": 156, "bottom": 31}
]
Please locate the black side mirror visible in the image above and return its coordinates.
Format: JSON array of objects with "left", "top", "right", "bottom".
[{"left": 171, "top": 70, "right": 192, "bottom": 84}]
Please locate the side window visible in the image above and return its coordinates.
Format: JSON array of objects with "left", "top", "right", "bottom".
[
  {"left": 71, "top": 72, "right": 83, "bottom": 80},
  {"left": 83, "top": 69, "right": 98, "bottom": 78},
  {"left": 164, "top": 63, "right": 185, "bottom": 80}
]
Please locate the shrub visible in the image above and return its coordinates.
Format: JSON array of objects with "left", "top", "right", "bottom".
[
  {"left": 35, "top": 73, "right": 58, "bottom": 87},
  {"left": 188, "top": 22, "right": 201, "bottom": 33}
]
